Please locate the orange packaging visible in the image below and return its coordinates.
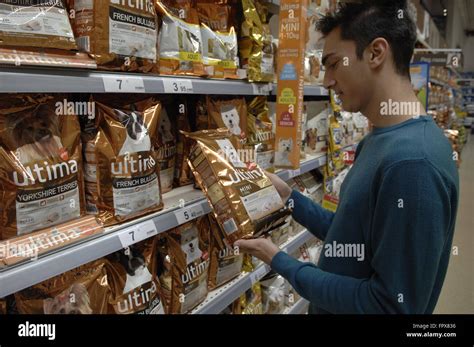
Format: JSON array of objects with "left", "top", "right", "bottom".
[{"left": 274, "top": 0, "right": 307, "bottom": 169}]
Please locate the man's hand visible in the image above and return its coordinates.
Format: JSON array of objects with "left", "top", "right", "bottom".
[
  {"left": 266, "top": 171, "right": 292, "bottom": 204},
  {"left": 234, "top": 237, "right": 281, "bottom": 265}
]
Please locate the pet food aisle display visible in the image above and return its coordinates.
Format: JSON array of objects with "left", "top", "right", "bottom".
[
  {"left": 0, "top": 1, "right": 364, "bottom": 317},
  {"left": 0, "top": 95, "right": 86, "bottom": 240}
]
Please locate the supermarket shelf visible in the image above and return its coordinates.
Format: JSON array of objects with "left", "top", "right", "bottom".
[
  {"left": 0, "top": 186, "right": 210, "bottom": 298},
  {"left": 191, "top": 229, "right": 315, "bottom": 314},
  {"left": 430, "top": 78, "right": 451, "bottom": 89},
  {"left": 428, "top": 103, "right": 449, "bottom": 110},
  {"left": 0, "top": 67, "right": 272, "bottom": 95},
  {"left": 0, "top": 141, "right": 358, "bottom": 297},
  {"left": 283, "top": 298, "right": 310, "bottom": 314},
  {"left": 271, "top": 83, "right": 329, "bottom": 97},
  {"left": 276, "top": 143, "right": 358, "bottom": 181}
]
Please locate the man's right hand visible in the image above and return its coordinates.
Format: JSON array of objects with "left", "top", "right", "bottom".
[{"left": 266, "top": 171, "right": 292, "bottom": 204}]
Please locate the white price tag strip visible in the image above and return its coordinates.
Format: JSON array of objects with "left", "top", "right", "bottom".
[
  {"left": 252, "top": 83, "right": 272, "bottom": 95},
  {"left": 250, "top": 265, "right": 270, "bottom": 285},
  {"left": 103, "top": 76, "right": 145, "bottom": 93},
  {"left": 163, "top": 79, "right": 194, "bottom": 93},
  {"left": 175, "top": 204, "right": 205, "bottom": 225},
  {"left": 118, "top": 219, "right": 158, "bottom": 248},
  {"left": 288, "top": 168, "right": 301, "bottom": 179}
]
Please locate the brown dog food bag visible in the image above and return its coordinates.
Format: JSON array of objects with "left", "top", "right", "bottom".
[
  {"left": 82, "top": 97, "right": 163, "bottom": 226},
  {"left": 0, "top": 96, "right": 85, "bottom": 241},
  {"left": 156, "top": 103, "right": 177, "bottom": 193},
  {"left": 156, "top": 222, "right": 209, "bottom": 313},
  {"left": 247, "top": 96, "right": 275, "bottom": 172},
  {"left": 206, "top": 96, "right": 248, "bottom": 139},
  {"left": 0, "top": 0, "right": 77, "bottom": 51},
  {"left": 171, "top": 97, "right": 194, "bottom": 187},
  {"left": 183, "top": 128, "right": 289, "bottom": 244},
  {"left": 106, "top": 237, "right": 165, "bottom": 314},
  {"left": 196, "top": 0, "right": 239, "bottom": 79},
  {"left": 156, "top": 0, "right": 206, "bottom": 76},
  {"left": 69, "top": 0, "right": 158, "bottom": 71},
  {"left": 206, "top": 214, "right": 243, "bottom": 290},
  {"left": 14, "top": 259, "right": 111, "bottom": 314}
]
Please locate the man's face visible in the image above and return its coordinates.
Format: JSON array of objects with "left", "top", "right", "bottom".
[{"left": 322, "top": 27, "right": 373, "bottom": 113}]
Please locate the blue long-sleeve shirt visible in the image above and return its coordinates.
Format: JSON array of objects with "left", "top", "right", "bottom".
[{"left": 271, "top": 116, "right": 459, "bottom": 314}]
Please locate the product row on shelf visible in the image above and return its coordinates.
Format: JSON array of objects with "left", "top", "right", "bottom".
[
  {"left": 0, "top": 0, "right": 340, "bottom": 87},
  {"left": 0, "top": 157, "right": 354, "bottom": 315}
]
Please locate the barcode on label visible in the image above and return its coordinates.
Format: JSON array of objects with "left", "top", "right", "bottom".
[{"left": 222, "top": 218, "right": 238, "bottom": 235}]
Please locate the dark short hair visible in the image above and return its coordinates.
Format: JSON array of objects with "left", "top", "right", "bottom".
[{"left": 317, "top": 0, "right": 417, "bottom": 78}]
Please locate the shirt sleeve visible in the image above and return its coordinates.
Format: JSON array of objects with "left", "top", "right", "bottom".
[
  {"left": 273, "top": 160, "right": 454, "bottom": 313},
  {"left": 288, "top": 190, "right": 335, "bottom": 241}
]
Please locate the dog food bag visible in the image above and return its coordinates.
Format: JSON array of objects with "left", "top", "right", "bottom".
[
  {"left": 156, "top": 105, "right": 177, "bottom": 194},
  {"left": 206, "top": 96, "right": 248, "bottom": 139},
  {"left": 70, "top": 0, "right": 158, "bottom": 72},
  {"left": 106, "top": 238, "right": 165, "bottom": 314},
  {"left": 239, "top": 0, "right": 274, "bottom": 82},
  {"left": 196, "top": 0, "right": 239, "bottom": 79},
  {"left": 304, "top": 101, "right": 329, "bottom": 155},
  {"left": 246, "top": 96, "right": 275, "bottom": 172},
  {"left": 156, "top": 222, "right": 209, "bottom": 313},
  {"left": 183, "top": 128, "right": 289, "bottom": 244},
  {"left": 0, "top": 96, "right": 86, "bottom": 240},
  {"left": 260, "top": 272, "right": 285, "bottom": 314},
  {"left": 0, "top": 0, "right": 76, "bottom": 51},
  {"left": 82, "top": 97, "right": 163, "bottom": 226},
  {"left": 14, "top": 260, "right": 111, "bottom": 314},
  {"left": 173, "top": 98, "right": 194, "bottom": 187},
  {"left": 232, "top": 282, "right": 263, "bottom": 314},
  {"left": 156, "top": 0, "right": 206, "bottom": 76},
  {"left": 206, "top": 214, "right": 243, "bottom": 289}
]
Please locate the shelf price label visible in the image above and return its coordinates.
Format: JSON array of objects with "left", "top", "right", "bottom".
[
  {"left": 163, "top": 79, "right": 194, "bottom": 94},
  {"left": 174, "top": 204, "right": 205, "bottom": 225},
  {"left": 287, "top": 168, "right": 301, "bottom": 179},
  {"left": 118, "top": 220, "right": 158, "bottom": 248},
  {"left": 252, "top": 83, "right": 272, "bottom": 95},
  {"left": 250, "top": 265, "right": 270, "bottom": 285},
  {"left": 103, "top": 76, "right": 145, "bottom": 93}
]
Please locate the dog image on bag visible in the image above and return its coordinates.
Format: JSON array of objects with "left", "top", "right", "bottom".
[
  {"left": 159, "top": 109, "right": 174, "bottom": 143},
  {"left": 117, "top": 247, "right": 154, "bottom": 294},
  {"left": 276, "top": 138, "right": 293, "bottom": 166},
  {"left": 220, "top": 104, "right": 242, "bottom": 136},
  {"left": 116, "top": 110, "right": 151, "bottom": 156},
  {"left": 43, "top": 283, "right": 93, "bottom": 315},
  {"left": 12, "top": 104, "right": 66, "bottom": 165},
  {"left": 181, "top": 226, "right": 203, "bottom": 264}
]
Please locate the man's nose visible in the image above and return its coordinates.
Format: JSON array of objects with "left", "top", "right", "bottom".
[{"left": 323, "top": 72, "right": 336, "bottom": 90}]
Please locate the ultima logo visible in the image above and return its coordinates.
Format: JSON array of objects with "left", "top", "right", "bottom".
[
  {"left": 111, "top": 154, "right": 156, "bottom": 175},
  {"left": 116, "top": 281, "right": 158, "bottom": 313},
  {"left": 13, "top": 160, "right": 78, "bottom": 186},
  {"left": 110, "top": 0, "right": 155, "bottom": 14},
  {"left": 228, "top": 168, "right": 264, "bottom": 184}
]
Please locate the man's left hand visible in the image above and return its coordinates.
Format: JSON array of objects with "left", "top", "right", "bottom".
[{"left": 234, "top": 237, "right": 281, "bottom": 265}]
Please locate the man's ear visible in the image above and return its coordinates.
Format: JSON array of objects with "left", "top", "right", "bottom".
[{"left": 365, "top": 37, "right": 389, "bottom": 71}]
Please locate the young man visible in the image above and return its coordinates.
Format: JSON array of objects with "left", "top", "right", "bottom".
[{"left": 235, "top": 0, "right": 459, "bottom": 314}]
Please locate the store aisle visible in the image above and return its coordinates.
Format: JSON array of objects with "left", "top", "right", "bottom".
[{"left": 435, "top": 134, "right": 474, "bottom": 314}]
